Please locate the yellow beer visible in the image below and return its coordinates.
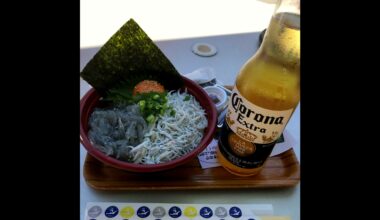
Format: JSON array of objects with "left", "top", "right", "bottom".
[{"left": 217, "top": 11, "right": 300, "bottom": 176}]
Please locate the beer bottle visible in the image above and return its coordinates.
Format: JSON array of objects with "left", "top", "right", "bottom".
[{"left": 217, "top": 0, "right": 300, "bottom": 176}]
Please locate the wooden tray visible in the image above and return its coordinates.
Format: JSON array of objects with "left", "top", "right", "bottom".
[{"left": 83, "top": 148, "right": 300, "bottom": 190}]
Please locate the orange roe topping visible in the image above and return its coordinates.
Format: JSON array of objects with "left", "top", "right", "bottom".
[{"left": 133, "top": 80, "right": 165, "bottom": 95}]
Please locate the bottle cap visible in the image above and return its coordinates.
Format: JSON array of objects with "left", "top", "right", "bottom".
[{"left": 192, "top": 43, "right": 217, "bottom": 57}]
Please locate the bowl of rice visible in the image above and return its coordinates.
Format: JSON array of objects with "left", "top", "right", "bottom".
[{"left": 80, "top": 76, "right": 217, "bottom": 172}]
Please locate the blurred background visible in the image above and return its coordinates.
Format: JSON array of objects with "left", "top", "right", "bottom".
[{"left": 80, "top": 0, "right": 277, "bottom": 48}]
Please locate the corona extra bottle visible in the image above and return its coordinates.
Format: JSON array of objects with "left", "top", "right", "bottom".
[{"left": 217, "top": 0, "right": 300, "bottom": 176}]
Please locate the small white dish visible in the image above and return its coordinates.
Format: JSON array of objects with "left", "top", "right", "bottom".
[
  {"left": 192, "top": 43, "right": 217, "bottom": 57},
  {"left": 203, "top": 86, "right": 227, "bottom": 114}
]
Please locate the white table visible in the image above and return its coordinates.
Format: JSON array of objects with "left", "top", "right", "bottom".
[{"left": 80, "top": 0, "right": 300, "bottom": 219}]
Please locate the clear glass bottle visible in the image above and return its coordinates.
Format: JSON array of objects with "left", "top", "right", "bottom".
[{"left": 217, "top": 0, "right": 300, "bottom": 176}]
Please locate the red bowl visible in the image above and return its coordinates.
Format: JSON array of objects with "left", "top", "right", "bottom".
[{"left": 80, "top": 76, "right": 217, "bottom": 172}]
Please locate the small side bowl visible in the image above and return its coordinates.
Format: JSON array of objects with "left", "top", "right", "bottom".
[{"left": 203, "top": 86, "right": 228, "bottom": 114}]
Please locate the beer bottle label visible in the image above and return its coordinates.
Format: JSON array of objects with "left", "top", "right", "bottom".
[
  {"left": 218, "top": 87, "right": 293, "bottom": 168},
  {"left": 227, "top": 87, "right": 293, "bottom": 144}
]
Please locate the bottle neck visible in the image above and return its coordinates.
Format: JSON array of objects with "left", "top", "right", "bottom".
[
  {"left": 260, "top": 0, "right": 300, "bottom": 48},
  {"left": 274, "top": 0, "right": 300, "bottom": 15},
  {"left": 257, "top": 11, "right": 300, "bottom": 69}
]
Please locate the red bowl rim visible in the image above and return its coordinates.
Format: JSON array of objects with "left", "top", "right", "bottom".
[{"left": 80, "top": 76, "right": 217, "bottom": 172}]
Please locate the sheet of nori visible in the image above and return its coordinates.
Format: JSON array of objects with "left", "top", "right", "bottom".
[{"left": 80, "top": 19, "right": 184, "bottom": 96}]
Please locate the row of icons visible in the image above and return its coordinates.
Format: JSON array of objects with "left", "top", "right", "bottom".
[{"left": 88, "top": 205, "right": 247, "bottom": 219}]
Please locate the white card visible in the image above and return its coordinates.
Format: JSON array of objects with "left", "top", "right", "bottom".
[{"left": 197, "top": 139, "right": 221, "bottom": 169}]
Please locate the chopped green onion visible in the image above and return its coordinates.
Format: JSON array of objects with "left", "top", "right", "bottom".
[
  {"left": 146, "top": 114, "right": 155, "bottom": 124},
  {"left": 138, "top": 100, "right": 146, "bottom": 111},
  {"left": 153, "top": 94, "right": 160, "bottom": 100},
  {"left": 183, "top": 95, "right": 191, "bottom": 101},
  {"left": 170, "top": 109, "right": 176, "bottom": 116}
]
